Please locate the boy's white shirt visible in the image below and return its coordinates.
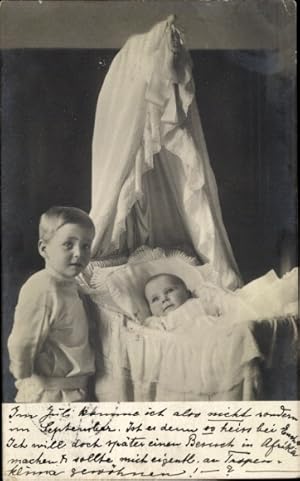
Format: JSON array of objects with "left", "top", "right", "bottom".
[{"left": 8, "top": 268, "right": 95, "bottom": 385}]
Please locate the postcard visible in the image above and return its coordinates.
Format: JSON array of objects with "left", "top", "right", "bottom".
[{"left": 1, "top": 1, "right": 298, "bottom": 479}]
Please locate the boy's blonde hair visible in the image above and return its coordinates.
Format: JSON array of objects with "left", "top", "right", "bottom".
[{"left": 39, "top": 206, "right": 95, "bottom": 242}]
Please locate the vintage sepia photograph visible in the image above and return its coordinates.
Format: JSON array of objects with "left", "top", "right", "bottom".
[{"left": 2, "top": 0, "right": 298, "bottom": 408}]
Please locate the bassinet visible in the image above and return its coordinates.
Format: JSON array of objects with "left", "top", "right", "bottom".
[{"left": 82, "top": 17, "right": 298, "bottom": 401}]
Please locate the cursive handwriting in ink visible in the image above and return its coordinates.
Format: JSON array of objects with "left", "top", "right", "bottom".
[
  {"left": 78, "top": 405, "right": 140, "bottom": 418},
  {"left": 39, "top": 418, "right": 116, "bottom": 441},
  {"left": 261, "top": 437, "right": 298, "bottom": 457},
  {"left": 256, "top": 422, "right": 277, "bottom": 434},
  {"left": 38, "top": 405, "right": 72, "bottom": 424},
  {"left": 145, "top": 407, "right": 167, "bottom": 417},
  {"left": 9, "top": 426, "right": 30, "bottom": 433},
  {"left": 161, "top": 423, "right": 197, "bottom": 433},
  {"left": 71, "top": 437, "right": 103, "bottom": 448},
  {"left": 208, "top": 407, "right": 252, "bottom": 419},
  {"left": 280, "top": 423, "right": 300, "bottom": 445},
  {"left": 150, "top": 452, "right": 195, "bottom": 467},
  {"left": 148, "top": 438, "right": 181, "bottom": 448},
  {"left": 173, "top": 408, "right": 201, "bottom": 418},
  {"left": 70, "top": 466, "right": 187, "bottom": 478},
  {"left": 6, "top": 466, "right": 65, "bottom": 477},
  {"left": 256, "top": 405, "right": 298, "bottom": 422},
  {"left": 220, "top": 421, "right": 252, "bottom": 434},
  {"left": 9, "top": 406, "right": 38, "bottom": 420},
  {"left": 185, "top": 433, "right": 235, "bottom": 449},
  {"left": 6, "top": 437, "right": 28, "bottom": 449},
  {"left": 73, "top": 451, "right": 114, "bottom": 464},
  {"left": 225, "top": 450, "right": 273, "bottom": 467},
  {"left": 106, "top": 436, "right": 146, "bottom": 453},
  {"left": 4, "top": 402, "right": 300, "bottom": 478},
  {"left": 8, "top": 451, "right": 59, "bottom": 465}
]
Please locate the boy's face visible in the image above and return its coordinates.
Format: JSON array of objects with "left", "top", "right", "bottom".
[
  {"left": 145, "top": 275, "right": 190, "bottom": 317},
  {"left": 38, "top": 223, "right": 94, "bottom": 279}
]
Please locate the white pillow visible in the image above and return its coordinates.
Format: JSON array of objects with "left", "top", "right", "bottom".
[
  {"left": 105, "top": 255, "right": 220, "bottom": 320},
  {"left": 236, "top": 269, "right": 279, "bottom": 302},
  {"left": 79, "top": 256, "right": 128, "bottom": 289}
]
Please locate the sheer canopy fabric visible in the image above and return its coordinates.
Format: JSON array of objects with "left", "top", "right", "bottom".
[{"left": 90, "top": 16, "right": 241, "bottom": 288}]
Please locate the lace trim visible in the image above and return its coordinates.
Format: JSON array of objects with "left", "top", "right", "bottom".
[
  {"left": 82, "top": 245, "right": 201, "bottom": 288},
  {"left": 127, "top": 245, "right": 200, "bottom": 266}
]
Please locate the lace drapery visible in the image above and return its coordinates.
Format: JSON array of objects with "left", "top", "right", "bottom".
[{"left": 90, "top": 16, "right": 242, "bottom": 289}]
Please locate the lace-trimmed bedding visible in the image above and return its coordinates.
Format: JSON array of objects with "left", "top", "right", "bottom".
[{"left": 77, "top": 247, "right": 298, "bottom": 401}]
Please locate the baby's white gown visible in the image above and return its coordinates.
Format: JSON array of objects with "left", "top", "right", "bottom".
[{"left": 127, "top": 268, "right": 298, "bottom": 398}]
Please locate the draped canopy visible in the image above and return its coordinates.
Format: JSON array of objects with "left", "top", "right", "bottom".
[{"left": 90, "top": 16, "right": 242, "bottom": 288}]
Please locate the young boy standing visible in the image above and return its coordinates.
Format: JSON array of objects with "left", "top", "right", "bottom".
[{"left": 8, "top": 206, "right": 96, "bottom": 402}]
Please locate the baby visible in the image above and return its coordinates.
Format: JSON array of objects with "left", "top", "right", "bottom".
[
  {"left": 142, "top": 273, "right": 265, "bottom": 400},
  {"left": 125, "top": 270, "right": 298, "bottom": 401},
  {"left": 144, "top": 270, "right": 298, "bottom": 328},
  {"left": 8, "top": 206, "right": 96, "bottom": 402}
]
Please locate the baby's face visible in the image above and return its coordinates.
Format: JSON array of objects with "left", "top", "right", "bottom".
[{"left": 145, "top": 275, "right": 190, "bottom": 317}]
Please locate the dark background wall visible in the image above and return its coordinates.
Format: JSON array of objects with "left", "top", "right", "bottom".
[{"left": 2, "top": 49, "right": 297, "bottom": 401}]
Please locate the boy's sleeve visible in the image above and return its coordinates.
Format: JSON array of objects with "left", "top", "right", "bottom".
[{"left": 7, "top": 285, "right": 52, "bottom": 379}]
